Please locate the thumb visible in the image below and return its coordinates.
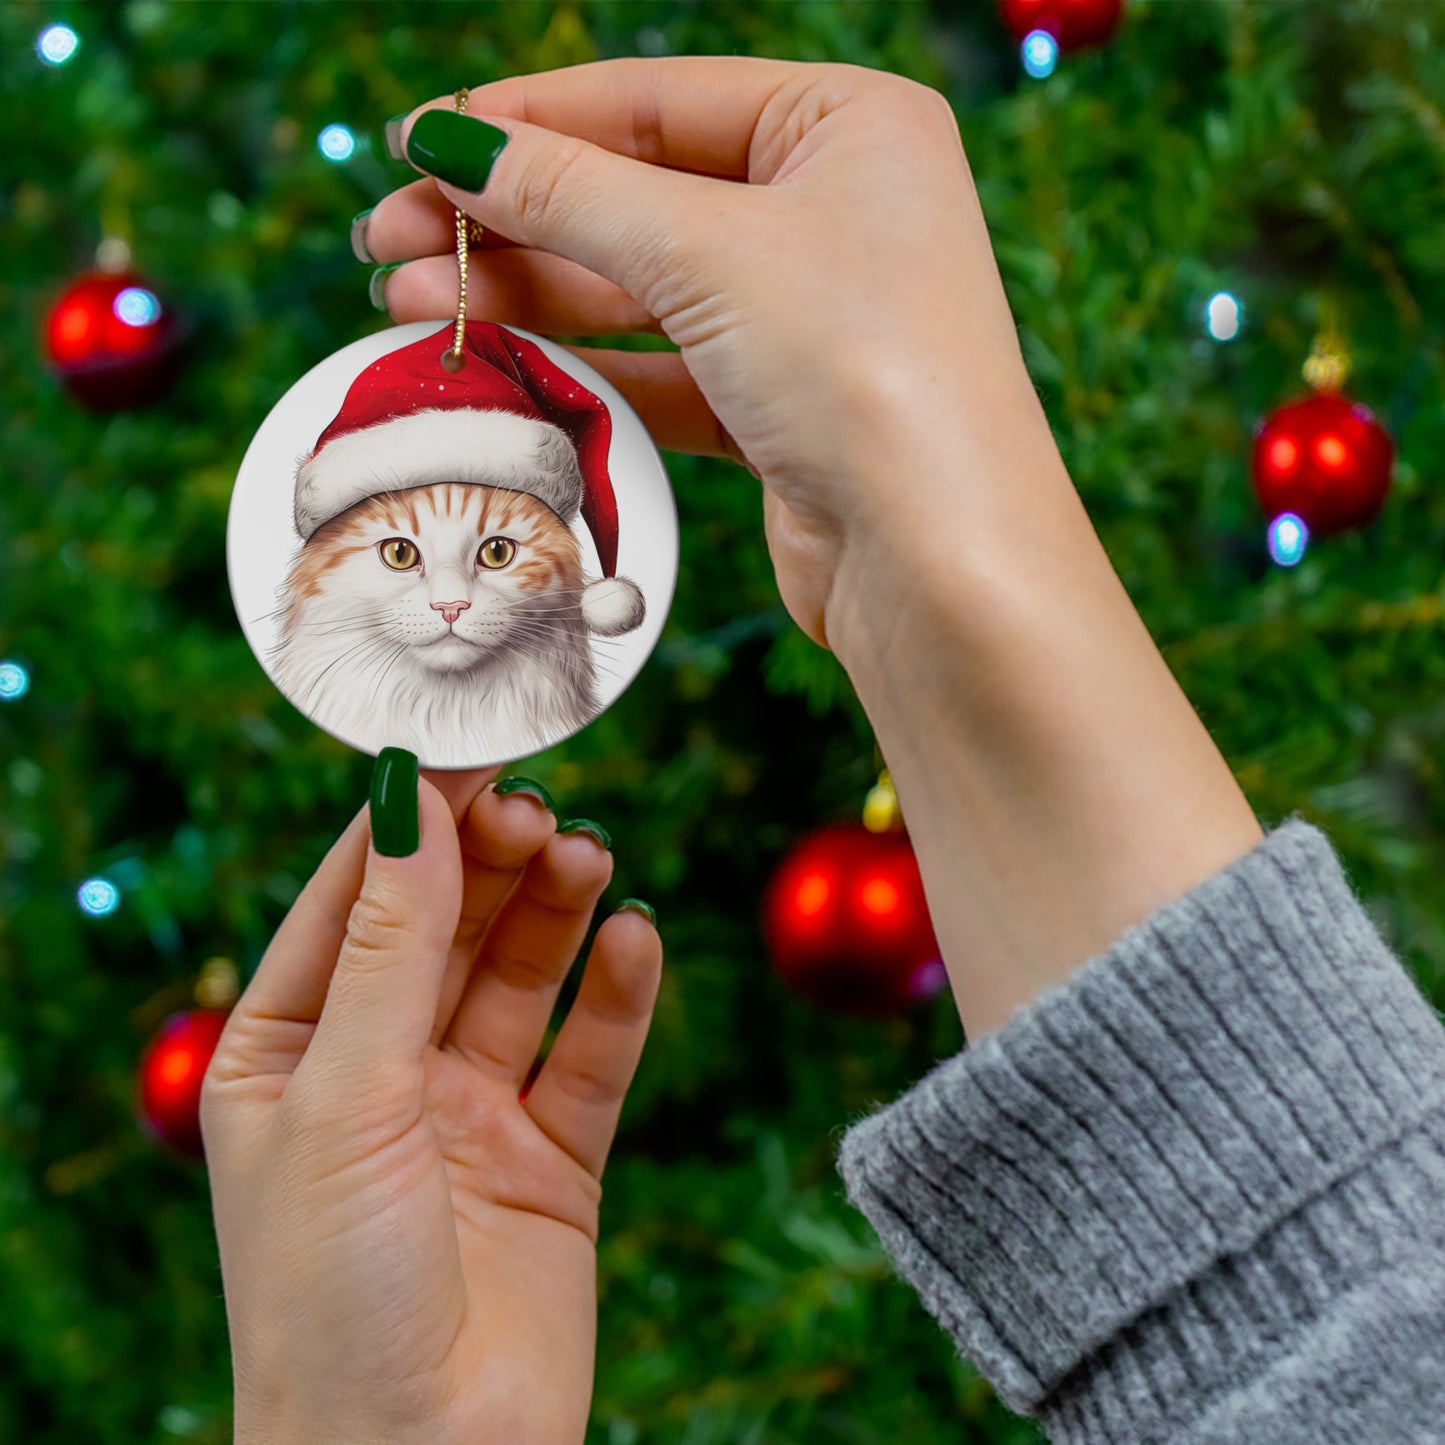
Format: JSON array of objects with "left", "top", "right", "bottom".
[
  {"left": 398, "top": 106, "right": 742, "bottom": 316},
  {"left": 303, "top": 751, "right": 463, "bottom": 1090}
]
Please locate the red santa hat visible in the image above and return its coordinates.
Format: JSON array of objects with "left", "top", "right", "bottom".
[{"left": 293, "top": 321, "right": 645, "bottom": 637}]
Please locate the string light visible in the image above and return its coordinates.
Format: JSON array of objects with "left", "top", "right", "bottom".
[
  {"left": 113, "top": 287, "right": 162, "bottom": 328},
  {"left": 1205, "top": 291, "right": 1242, "bottom": 341},
  {"left": 1022, "top": 30, "right": 1060, "bottom": 79},
  {"left": 317, "top": 124, "right": 356, "bottom": 162},
  {"left": 77, "top": 878, "right": 121, "bottom": 917},
  {"left": 37, "top": 24, "right": 79, "bottom": 66},
  {"left": 1267, "top": 512, "right": 1309, "bottom": 568},
  {"left": 0, "top": 660, "right": 29, "bottom": 701}
]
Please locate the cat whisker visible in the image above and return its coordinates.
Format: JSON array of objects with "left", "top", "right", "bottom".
[
  {"left": 365, "top": 642, "right": 412, "bottom": 709},
  {"left": 300, "top": 635, "right": 398, "bottom": 708},
  {"left": 291, "top": 606, "right": 403, "bottom": 627},
  {"left": 503, "top": 619, "right": 633, "bottom": 647}
]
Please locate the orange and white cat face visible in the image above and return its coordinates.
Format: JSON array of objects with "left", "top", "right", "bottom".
[{"left": 282, "top": 482, "right": 586, "bottom": 674}]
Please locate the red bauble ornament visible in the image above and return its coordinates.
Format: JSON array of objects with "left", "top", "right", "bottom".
[
  {"left": 998, "top": 0, "right": 1124, "bottom": 49},
  {"left": 137, "top": 1009, "right": 230, "bottom": 1157},
  {"left": 764, "top": 822, "right": 945, "bottom": 1017},
  {"left": 1251, "top": 392, "right": 1394, "bottom": 537},
  {"left": 44, "top": 269, "right": 181, "bottom": 410}
]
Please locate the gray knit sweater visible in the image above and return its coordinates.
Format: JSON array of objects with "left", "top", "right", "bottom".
[{"left": 836, "top": 818, "right": 1445, "bottom": 1443}]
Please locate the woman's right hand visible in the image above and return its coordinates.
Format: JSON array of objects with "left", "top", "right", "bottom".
[
  {"left": 364, "top": 58, "right": 1263, "bottom": 1043},
  {"left": 361, "top": 57, "right": 1065, "bottom": 657}
]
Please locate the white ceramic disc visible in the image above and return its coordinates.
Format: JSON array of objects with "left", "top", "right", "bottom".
[{"left": 227, "top": 321, "right": 677, "bottom": 768}]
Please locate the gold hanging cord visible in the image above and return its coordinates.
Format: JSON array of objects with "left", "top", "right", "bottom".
[
  {"left": 442, "top": 87, "right": 482, "bottom": 371},
  {"left": 1302, "top": 293, "right": 1350, "bottom": 393}
]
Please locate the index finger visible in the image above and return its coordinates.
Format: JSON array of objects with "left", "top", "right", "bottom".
[{"left": 406, "top": 55, "right": 808, "bottom": 181}]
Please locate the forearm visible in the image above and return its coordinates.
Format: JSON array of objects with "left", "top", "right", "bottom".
[{"left": 826, "top": 387, "right": 1262, "bottom": 1040}]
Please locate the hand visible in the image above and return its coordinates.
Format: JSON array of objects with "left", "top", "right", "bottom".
[
  {"left": 362, "top": 56, "right": 1052, "bottom": 654},
  {"left": 202, "top": 767, "right": 662, "bottom": 1445},
  {"left": 363, "top": 59, "right": 1262, "bottom": 1039}
]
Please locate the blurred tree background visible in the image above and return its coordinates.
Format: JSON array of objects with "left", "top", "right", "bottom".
[{"left": 2, "top": 1, "right": 1443, "bottom": 1442}]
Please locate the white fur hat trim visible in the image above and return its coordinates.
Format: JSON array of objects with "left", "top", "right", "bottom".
[{"left": 293, "top": 408, "right": 584, "bottom": 540}]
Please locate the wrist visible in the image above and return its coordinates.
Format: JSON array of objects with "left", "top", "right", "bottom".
[
  {"left": 823, "top": 428, "right": 1262, "bottom": 1039},
  {"left": 823, "top": 377, "right": 1077, "bottom": 680}
]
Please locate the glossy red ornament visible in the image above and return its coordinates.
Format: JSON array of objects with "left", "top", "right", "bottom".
[
  {"left": 137, "top": 1009, "right": 230, "bottom": 1157},
  {"left": 998, "top": 0, "right": 1124, "bottom": 49},
  {"left": 44, "top": 269, "right": 181, "bottom": 410},
  {"left": 1251, "top": 392, "right": 1394, "bottom": 537},
  {"left": 763, "top": 822, "right": 945, "bottom": 1017}
]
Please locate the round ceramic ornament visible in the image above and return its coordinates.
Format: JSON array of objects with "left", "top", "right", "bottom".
[{"left": 228, "top": 317, "right": 677, "bottom": 768}]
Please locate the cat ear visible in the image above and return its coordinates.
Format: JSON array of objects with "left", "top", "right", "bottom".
[{"left": 581, "top": 576, "right": 645, "bottom": 637}]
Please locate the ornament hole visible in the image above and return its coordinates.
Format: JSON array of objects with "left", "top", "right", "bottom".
[{"left": 440, "top": 347, "right": 466, "bottom": 373}]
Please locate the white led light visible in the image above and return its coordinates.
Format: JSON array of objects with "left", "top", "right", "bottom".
[
  {"left": 78, "top": 878, "right": 121, "bottom": 917},
  {"left": 1022, "top": 30, "right": 1059, "bottom": 79},
  {"left": 318, "top": 124, "right": 356, "bottom": 162},
  {"left": 38, "top": 24, "right": 79, "bottom": 66},
  {"left": 114, "top": 287, "right": 161, "bottom": 327},
  {"left": 1205, "top": 291, "right": 1242, "bottom": 342},
  {"left": 1267, "top": 512, "right": 1309, "bottom": 567},
  {"left": 0, "top": 660, "right": 29, "bottom": 700}
]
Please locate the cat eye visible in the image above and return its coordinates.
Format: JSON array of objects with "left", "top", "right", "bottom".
[
  {"left": 477, "top": 537, "right": 517, "bottom": 570},
  {"left": 378, "top": 538, "right": 420, "bottom": 570}
]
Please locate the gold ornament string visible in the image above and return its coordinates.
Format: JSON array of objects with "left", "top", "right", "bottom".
[
  {"left": 442, "top": 87, "right": 482, "bottom": 372},
  {"left": 1302, "top": 293, "right": 1350, "bottom": 393}
]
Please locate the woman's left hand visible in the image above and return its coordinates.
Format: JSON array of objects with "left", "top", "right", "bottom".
[{"left": 201, "top": 764, "right": 662, "bottom": 1445}]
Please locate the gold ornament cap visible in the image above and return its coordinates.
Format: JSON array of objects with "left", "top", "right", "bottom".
[
  {"left": 863, "top": 768, "right": 902, "bottom": 833},
  {"left": 1303, "top": 297, "right": 1350, "bottom": 392},
  {"left": 194, "top": 956, "right": 240, "bottom": 1010}
]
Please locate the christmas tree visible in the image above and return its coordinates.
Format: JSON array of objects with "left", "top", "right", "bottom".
[{"left": 2, "top": 3, "right": 1442, "bottom": 1441}]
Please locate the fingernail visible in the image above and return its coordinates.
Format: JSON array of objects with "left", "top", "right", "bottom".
[
  {"left": 350, "top": 208, "right": 375, "bottom": 263},
  {"left": 558, "top": 818, "right": 612, "bottom": 851},
  {"left": 494, "top": 775, "right": 555, "bottom": 812},
  {"left": 370, "top": 747, "right": 420, "bottom": 857},
  {"left": 368, "top": 261, "right": 403, "bottom": 311},
  {"left": 617, "top": 898, "right": 656, "bottom": 926},
  {"left": 405, "top": 110, "right": 510, "bottom": 192},
  {"left": 384, "top": 113, "right": 409, "bottom": 161}
]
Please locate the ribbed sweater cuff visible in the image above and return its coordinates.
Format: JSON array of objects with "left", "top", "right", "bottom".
[{"left": 836, "top": 818, "right": 1445, "bottom": 1431}]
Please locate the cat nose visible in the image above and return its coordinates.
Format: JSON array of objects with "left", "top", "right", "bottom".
[{"left": 431, "top": 599, "right": 470, "bottom": 625}]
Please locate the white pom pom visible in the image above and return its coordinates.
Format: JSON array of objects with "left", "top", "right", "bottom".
[{"left": 581, "top": 576, "right": 645, "bottom": 636}]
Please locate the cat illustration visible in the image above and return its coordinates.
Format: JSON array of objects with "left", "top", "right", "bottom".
[
  {"left": 270, "top": 481, "right": 626, "bottom": 766},
  {"left": 264, "top": 320, "right": 650, "bottom": 765}
]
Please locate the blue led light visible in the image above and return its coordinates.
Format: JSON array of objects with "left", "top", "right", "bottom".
[
  {"left": 318, "top": 124, "right": 356, "bottom": 162},
  {"left": 38, "top": 24, "right": 79, "bottom": 66},
  {"left": 1022, "top": 29, "right": 1059, "bottom": 79},
  {"left": 0, "top": 660, "right": 29, "bottom": 701},
  {"left": 114, "top": 287, "right": 161, "bottom": 328},
  {"left": 1205, "top": 291, "right": 1242, "bottom": 342},
  {"left": 1267, "top": 512, "right": 1309, "bottom": 567},
  {"left": 78, "top": 878, "right": 121, "bottom": 917}
]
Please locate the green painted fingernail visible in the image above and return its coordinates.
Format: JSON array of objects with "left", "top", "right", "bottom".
[
  {"left": 368, "top": 261, "right": 403, "bottom": 311},
  {"left": 559, "top": 818, "right": 612, "bottom": 851},
  {"left": 405, "top": 110, "right": 510, "bottom": 192},
  {"left": 617, "top": 898, "right": 656, "bottom": 926},
  {"left": 494, "top": 776, "right": 555, "bottom": 812},
  {"left": 350, "top": 208, "right": 375, "bottom": 264},
  {"left": 384, "top": 113, "right": 408, "bottom": 161},
  {"left": 370, "top": 747, "right": 419, "bottom": 857}
]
